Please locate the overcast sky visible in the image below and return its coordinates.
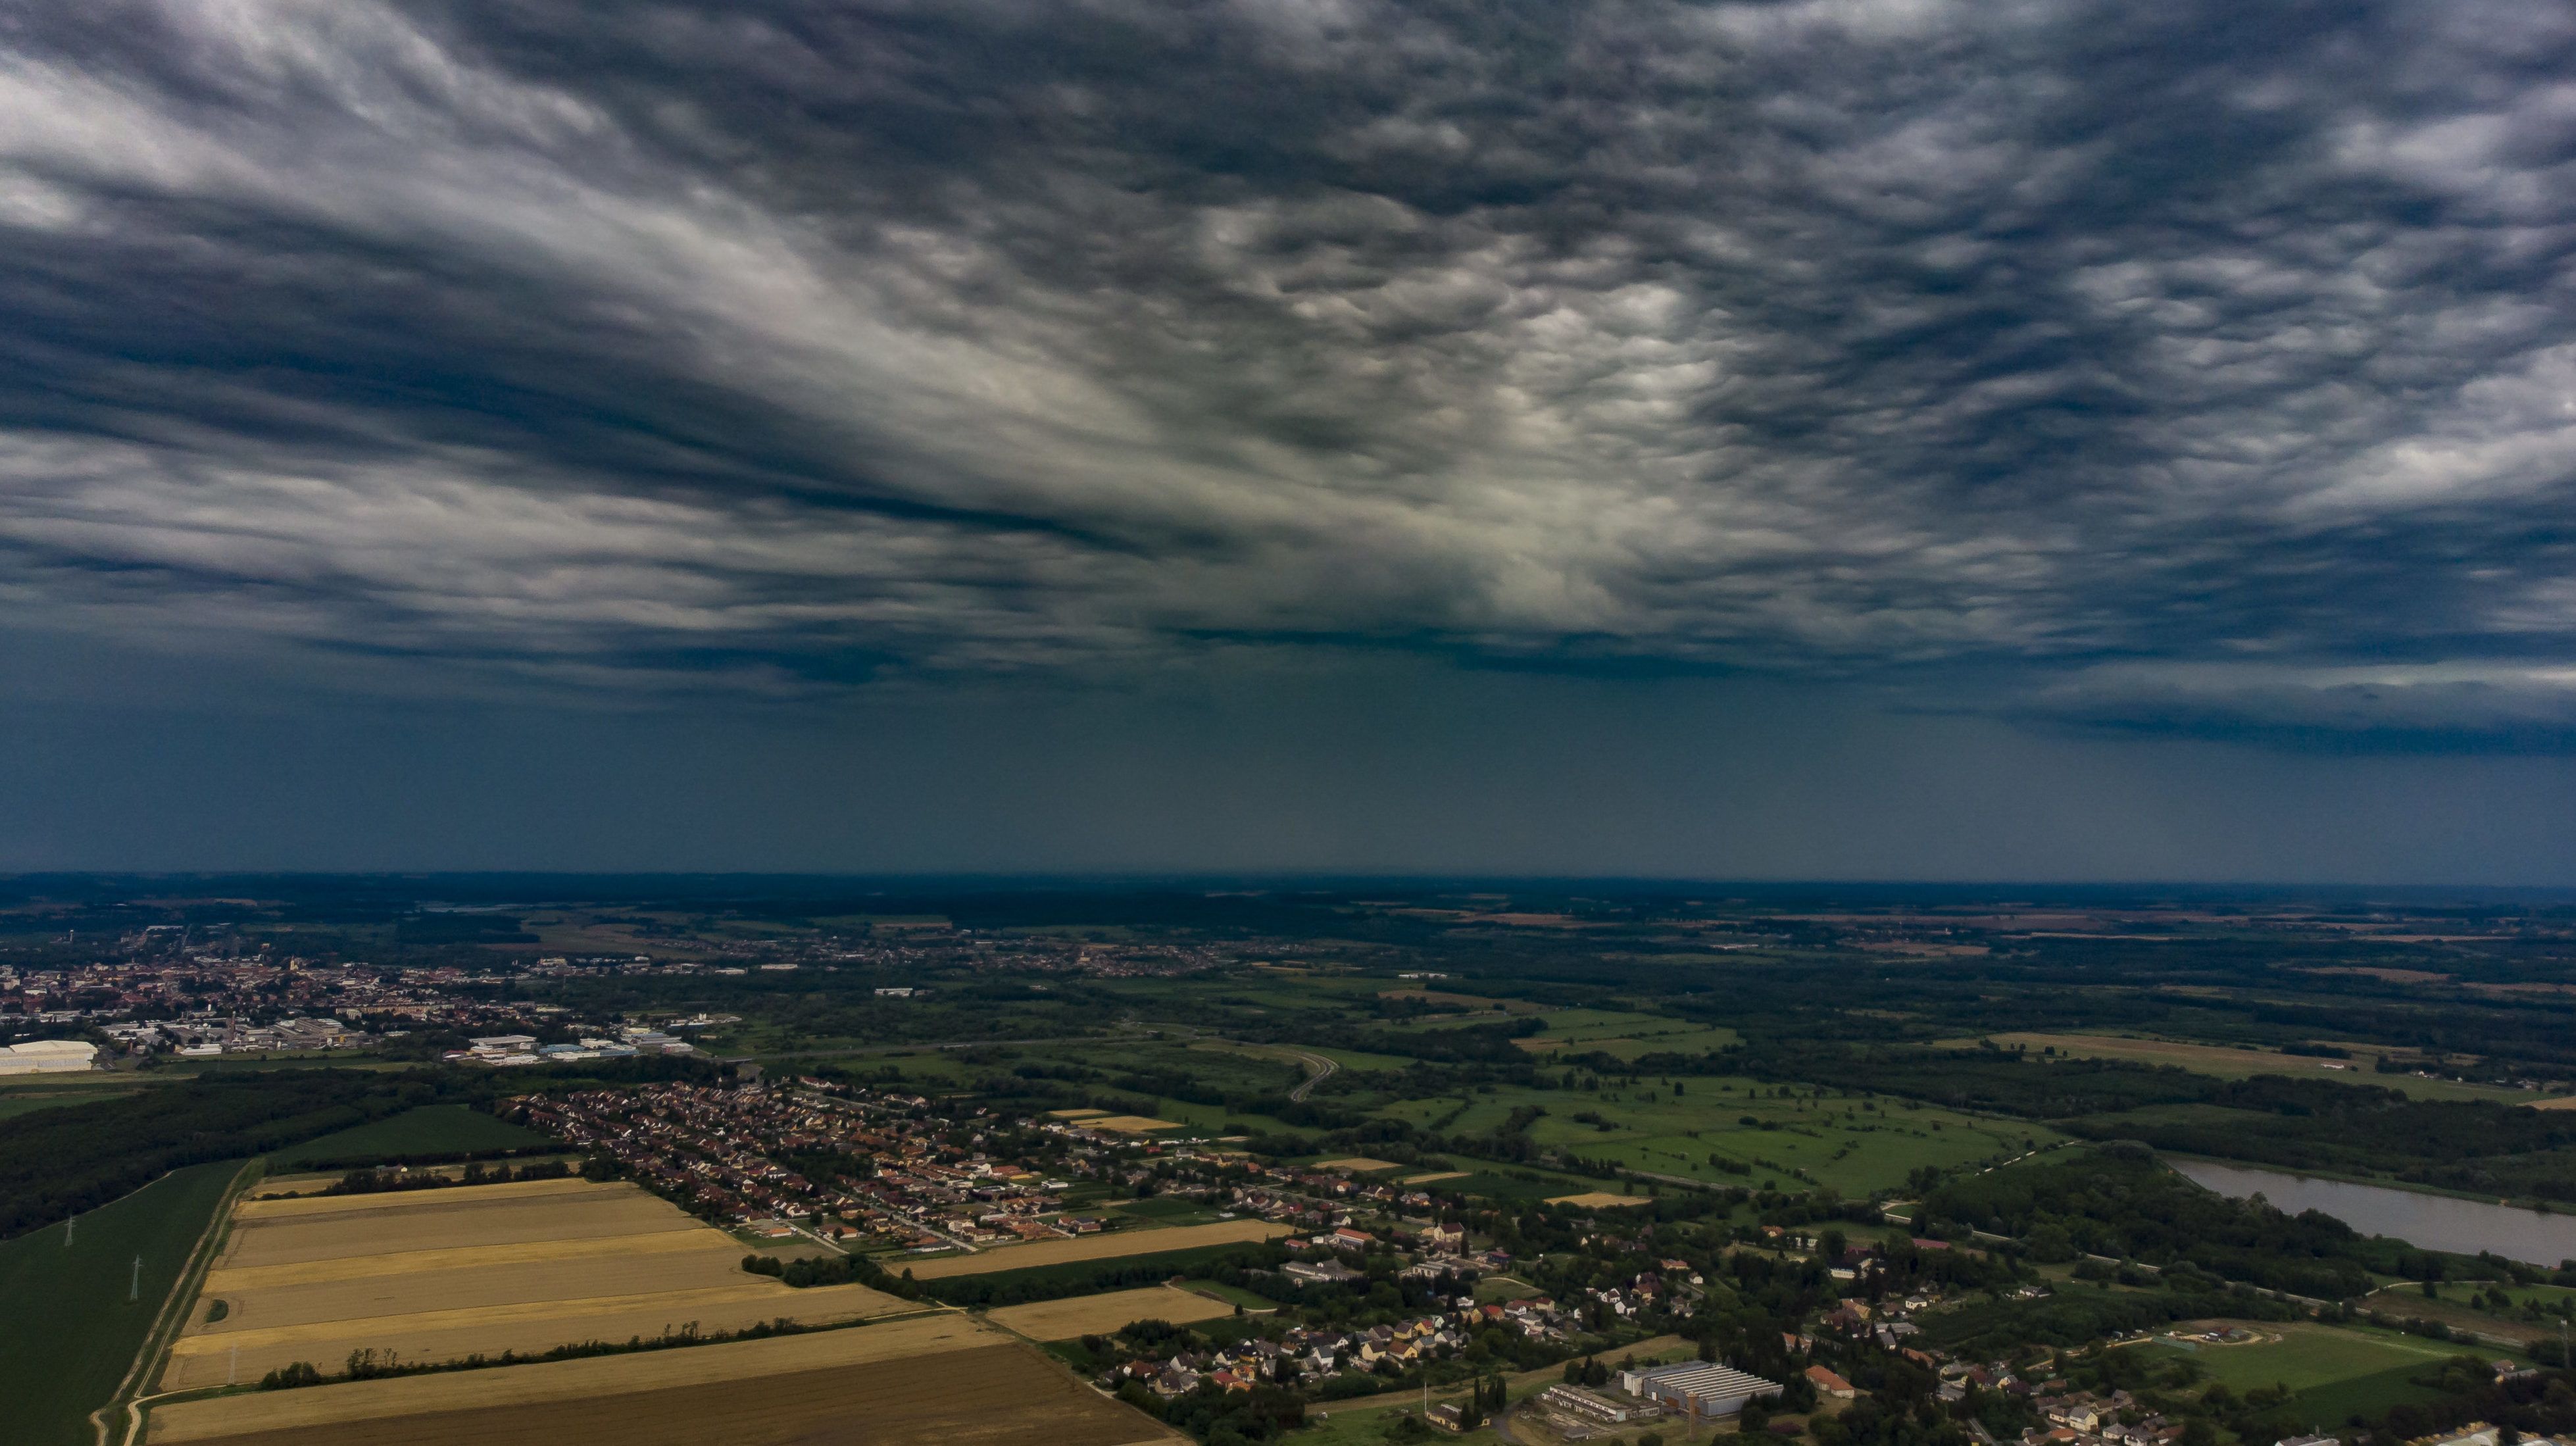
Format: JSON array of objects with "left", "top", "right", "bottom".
[{"left": 2, "top": 0, "right": 2573, "bottom": 880}]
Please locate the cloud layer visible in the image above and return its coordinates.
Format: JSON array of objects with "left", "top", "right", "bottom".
[{"left": 2, "top": 0, "right": 2573, "bottom": 731}]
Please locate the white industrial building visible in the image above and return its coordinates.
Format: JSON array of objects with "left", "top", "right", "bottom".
[
  {"left": 0, "top": 1039, "right": 100, "bottom": 1074},
  {"left": 1618, "top": 1362, "right": 1782, "bottom": 1420}
]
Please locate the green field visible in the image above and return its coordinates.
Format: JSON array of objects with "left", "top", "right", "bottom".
[
  {"left": 1436, "top": 1168, "right": 1614, "bottom": 1203},
  {"left": 1370, "top": 1078, "right": 2046, "bottom": 1197},
  {"left": 2269, "top": 1362, "right": 2457, "bottom": 1431},
  {"left": 1974, "top": 1034, "right": 2529, "bottom": 1105},
  {"left": 2137, "top": 1320, "right": 2475, "bottom": 1430},
  {"left": 1180, "top": 1278, "right": 1280, "bottom": 1309},
  {"left": 0, "top": 1159, "right": 248, "bottom": 1446},
  {"left": 1113, "top": 1195, "right": 1226, "bottom": 1225},
  {"left": 0, "top": 1087, "right": 137, "bottom": 1121},
  {"left": 272, "top": 1103, "right": 551, "bottom": 1167}
]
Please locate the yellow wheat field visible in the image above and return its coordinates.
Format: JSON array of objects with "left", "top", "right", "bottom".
[
  {"left": 1545, "top": 1192, "right": 1652, "bottom": 1209},
  {"left": 161, "top": 1180, "right": 910, "bottom": 1390},
  {"left": 219, "top": 1187, "right": 683, "bottom": 1269}
]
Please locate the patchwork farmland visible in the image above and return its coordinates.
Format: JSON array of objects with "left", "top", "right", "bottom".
[
  {"left": 147, "top": 1312, "right": 1183, "bottom": 1446},
  {"left": 163, "top": 1178, "right": 911, "bottom": 1390}
]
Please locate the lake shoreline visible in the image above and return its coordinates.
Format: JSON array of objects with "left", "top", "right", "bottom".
[{"left": 2169, "top": 1156, "right": 2576, "bottom": 1269}]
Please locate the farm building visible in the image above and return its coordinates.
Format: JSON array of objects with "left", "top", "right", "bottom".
[{"left": 1618, "top": 1361, "right": 1781, "bottom": 1420}]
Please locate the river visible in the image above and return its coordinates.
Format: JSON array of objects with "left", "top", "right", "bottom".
[{"left": 2171, "top": 1157, "right": 2576, "bottom": 1268}]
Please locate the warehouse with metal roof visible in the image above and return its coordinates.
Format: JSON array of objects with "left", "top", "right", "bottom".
[{"left": 1618, "top": 1361, "right": 1782, "bottom": 1420}]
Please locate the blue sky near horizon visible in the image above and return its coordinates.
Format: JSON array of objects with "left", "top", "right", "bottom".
[{"left": 0, "top": 1, "right": 2572, "bottom": 879}]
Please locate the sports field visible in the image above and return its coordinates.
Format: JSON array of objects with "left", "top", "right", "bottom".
[
  {"left": 147, "top": 1312, "right": 1183, "bottom": 1446},
  {"left": 163, "top": 1178, "right": 910, "bottom": 1389},
  {"left": 985, "top": 1284, "right": 1233, "bottom": 1339},
  {"left": 903, "top": 1219, "right": 1289, "bottom": 1279}
]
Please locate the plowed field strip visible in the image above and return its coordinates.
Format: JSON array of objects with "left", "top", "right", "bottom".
[
  {"left": 157, "top": 1282, "right": 914, "bottom": 1390},
  {"left": 150, "top": 1343, "right": 1179, "bottom": 1446},
  {"left": 195, "top": 1250, "right": 768, "bottom": 1332},
  {"left": 219, "top": 1199, "right": 684, "bottom": 1268},
  {"left": 202, "top": 1229, "right": 722, "bottom": 1291},
  {"left": 174, "top": 1281, "right": 908, "bottom": 1355},
  {"left": 904, "top": 1220, "right": 1289, "bottom": 1278},
  {"left": 234, "top": 1180, "right": 611, "bottom": 1220},
  {"left": 149, "top": 1314, "right": 1003, "bottom": 1439}
]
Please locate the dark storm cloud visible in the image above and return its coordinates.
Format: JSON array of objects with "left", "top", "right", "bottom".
[{"left": 1, "top": 0, "right": 2573, "bottom": 728}]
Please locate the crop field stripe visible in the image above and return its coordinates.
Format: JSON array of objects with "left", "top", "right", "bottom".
[
  {"left": 216, "top": 1195, "right": 691, "bottom": 1269},
  {"left": 172, "top": 1279, "right": 901, "bottom": 1354},
  {"left": 232, "top": 1178, "right": 614, "bottom": 1218},
  {"left": 193, "top": 1250, "right": 780, "bottom": 1335},
  {"left": 201, "top": 1228, "right": 725, "bottom": 1291},
  {"left": 148, "top": 1344, "right": 1182, "bottom": 1446},
  {"left": 902, "top": 1220, "right": 1289, "bottom": 1279},
  {"left": 149, "top": 1314, "right": 1003, "bottom": 1439}
]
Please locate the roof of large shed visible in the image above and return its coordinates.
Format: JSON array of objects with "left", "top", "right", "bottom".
[{"left": 1631, "top": 1362, "right": 1781, "bottom": 1397}]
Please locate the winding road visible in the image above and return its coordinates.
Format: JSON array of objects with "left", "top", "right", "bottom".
[{"left": 1285, "top": 1049, "right": 1337, "bottom": 1102}]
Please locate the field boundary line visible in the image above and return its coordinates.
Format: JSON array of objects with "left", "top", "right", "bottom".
[{"left": 97, "top": 1157, "right": 262, "bottom": 1446}]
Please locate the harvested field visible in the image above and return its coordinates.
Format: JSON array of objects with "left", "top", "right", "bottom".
[
  {"left": 904, "top": 1220, "right": 1290, "bottom": 1279},
  {"left": 1402, "top": 1172, "right": 1468, "bottom": 1185},
  {"left": 203, "top": 1228, "right": 718, "bottom": 1292},
  {"left": 985, "top": 1285, "right": 1233, "bottom": 1339},
  {"left": 1047, "top": 1109, "right": 1107, "bottom": 1119},
  {"left": 219, "top": 1186, "right": 681, "bottom": 1270},
  {"left": 1311, "top": 1157, "right": 1402, "bottom": 1174},
  {"left": 1546, "top": 1192, "right": 1652, "bottom": 1209},
  {"left": 198, "top": 1239, "right": 755, "bottom": 1328},
  {"left": 1082, "top": 1116, "right": 1181, "bottom": 1134},
  {"left": 149, "top": 1314, "right": 1182, "bottom": 1446},
  {"left": 164, "top": 1179, "right": 910, "bottom": 1390}
]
